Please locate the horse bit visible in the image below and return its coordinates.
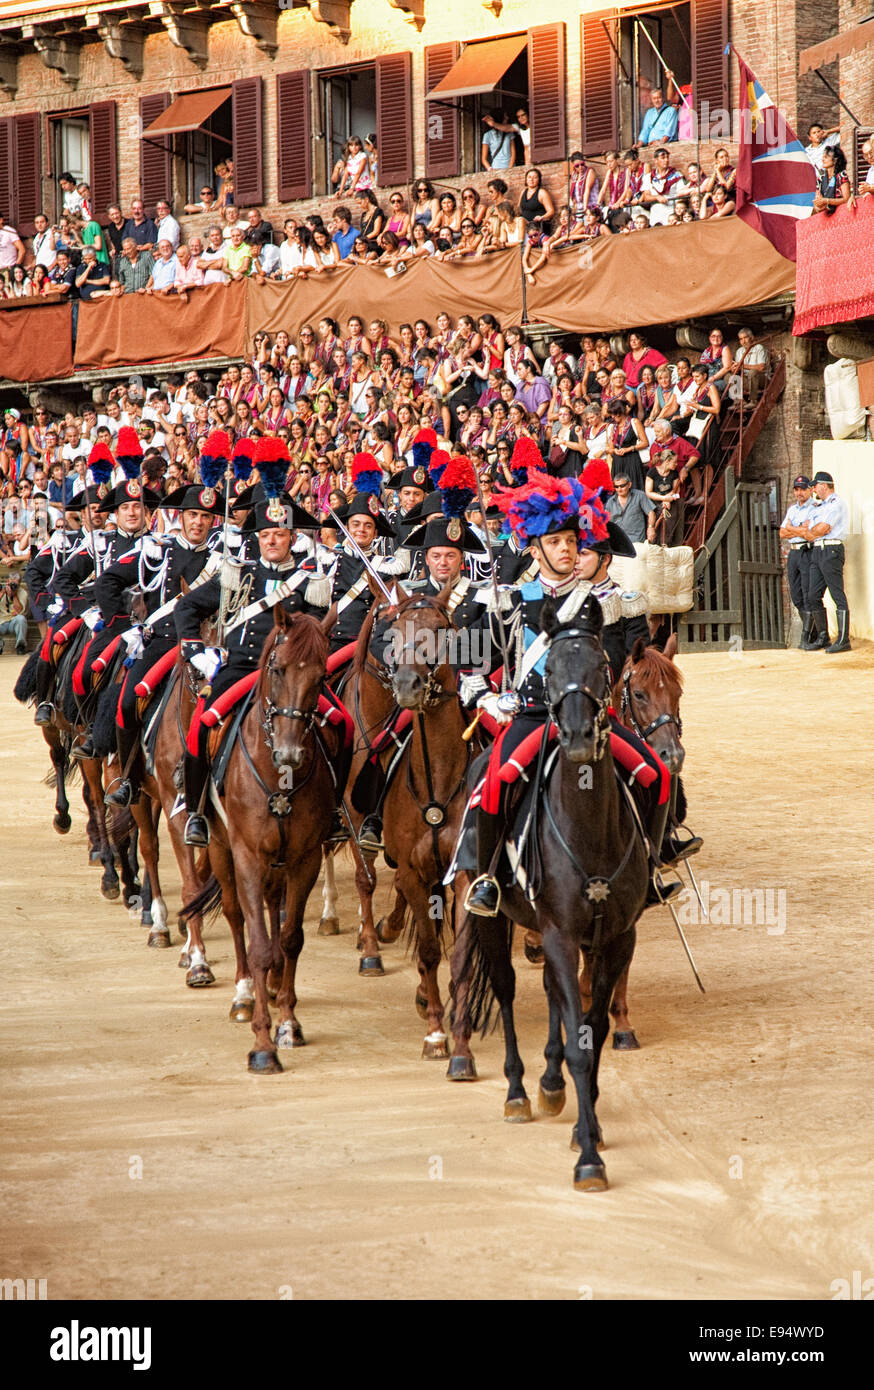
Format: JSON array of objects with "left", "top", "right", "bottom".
[{"left": 619, "top": 664, "right": 682, "bottom": 743}]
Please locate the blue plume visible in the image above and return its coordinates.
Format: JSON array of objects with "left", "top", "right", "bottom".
[
  {"left": 199, "top": 456, "right": 225, "bottom": 489},
  {"left": 258, "top": 459, "right": 287, "bottom": 499}
]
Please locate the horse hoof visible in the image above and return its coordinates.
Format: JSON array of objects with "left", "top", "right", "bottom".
[
  {"left": 446, "top": 1055, "right": 478, "bottom": 1081},
  {"left": 186, "top": 963, "right": 215, "bottom": 988},
  {"left": 178, "top": 952, "right": 190, "bottom": 969},
  {"left": 422, "top": 1033, "right": 450, "bottom": 1060},
  {"left": 89, "top": 848, "right": 102, "bottom": 865},
  {"left": 573, "top": 1162, "right": 608, "bottom": 1193},
  {"left": 504, "top": 1097, "right": 533, "bottom": 1122},
  {"left": 247, "top": 1049, "right": 283, "bottom": 1074},
  {"left": 229, "top": 1000, "right": 254, "bottom": 1023},
  {"left": 524, "top": 940, "right": 544, "bottom": 965},
  {"left": 101, "top": 881, "right": 120, "bottom": 902},
  {"left": 414, "top": 991, "right": 429, "bottom": 1020},
  {"left": 317, "top": 916, "right": 340, "bottom": 936},
  {"left": 376, "top": 916, "right": 401, "bottom": 944},
  {"left": 359, "top": 954, "right": 384, "bottom": 976},
  {"left": 612, "top": 1030, "right": 640, "bottom": 1051},
  {"left": 275, "top": 1020, "right": 306, "bottom": 1048},
  {"left": 537, "top": 1085, "right": 566, "bottom": 1117},
  {"left": 54, "top": 813, "right": 72, "bottom": 834},
  {"left": 147, "top": 929, "right": 171, "bottom": 949}
]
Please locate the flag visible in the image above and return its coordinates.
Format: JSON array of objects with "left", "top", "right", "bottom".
[{"left": 728, "top": 46, "right": 816, "bottom": 262}]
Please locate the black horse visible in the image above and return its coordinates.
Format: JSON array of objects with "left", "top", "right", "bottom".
[{"left": 457, "top": 595, "right": 650, "bottom": 1191}]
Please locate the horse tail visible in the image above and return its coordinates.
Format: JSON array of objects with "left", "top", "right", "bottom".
[
  {"left": 179, "top": 875, "right": 223, "bottom": 930},
  {"left": 458, "top": 914, "right": 513, "bottom": 1037},
  {"left": 14, "top": 647, "right": 41, "bottom": 703}
]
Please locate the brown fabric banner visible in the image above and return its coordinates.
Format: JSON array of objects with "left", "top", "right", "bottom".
[
  {"left": 0, "top": 300, "right": 73, "bottom": 381},
  {"left": 245, "top": 248, "right": 525, "bottom": 351},
  {"left": 526, "top": 219, "right": 797, "bottom": 332},
  {"left": 74, "top": 280, "right": 248, "bottom": 370}
]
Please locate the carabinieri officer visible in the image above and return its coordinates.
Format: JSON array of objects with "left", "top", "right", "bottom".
[
  {"left": 779, "top": 474, "right": 818, "bottom": 649},
  {"left": 802, "top": 470, "right": 851, "bottom": 653}
]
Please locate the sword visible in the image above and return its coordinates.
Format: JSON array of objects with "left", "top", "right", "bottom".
[
  {"left": 215, "top": 460, "right": 235, "bottom": 647},
  {"left": 470, "top": 470, "right": 512, "bottom": 693},
  {"left": 326, "top": 505, "right": 396, "bottom": 608}
]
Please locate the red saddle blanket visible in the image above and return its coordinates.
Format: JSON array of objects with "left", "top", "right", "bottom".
[
  {"left": 186, "top": 672, "right": 354, "bottom": 755},
  {"left": 134, "top": 645, "right": 179, "bottom": 698}
]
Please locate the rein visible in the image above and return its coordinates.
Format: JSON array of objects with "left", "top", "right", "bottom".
[
  {"left": 544, "top": 626, "right": 611, "bottom": 759},
  {"left": 619, "top": 663, "right": 682, "bottom": 742}
]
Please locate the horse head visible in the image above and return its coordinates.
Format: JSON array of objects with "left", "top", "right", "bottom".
[
  {"left": 542, "top": 594, "right": 612, "bottom": 765},
  {"left": 384, "top": 586, "right": 456, "bottom": 712},
  {"left": 615, "top": 632, "right": 684, "bottom": 774},
  {"left": 259, "top": 606, "right": 330, "bottom": 772}
]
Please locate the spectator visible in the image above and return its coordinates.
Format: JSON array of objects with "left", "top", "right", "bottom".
[
  {"left": 197, "top": 226, "right": 229, "bottom": 284},
  {"left": 642, "top": 148, "right": 682, "bottom": 224},
  {"left": 519, "top": 167, "right": 555, "bottom": 230},
  {"left": 221, "top": 205, "right": 243, "bottom": 242},
  {"left": 281, "top": 226, "right": 318, "bottom": 277},
  {"left": 402, "top": 220, "right": 435, "bottom": 260},
  {"left": 75, "top": 246, "right": 111, "bottom": 300},
  {"left": 0, "top": 212, "right": 25, "bottom": 270},
  {"left": 254, "top": 234, "right": 281, "bottom": 280},
  {"left": 699, "top": 328, "right": 733, "bottom": 392},
  {"left": 123, "top": 199, "right": 158, "bottom": 252},
  {"left": 245, "top": 207, "right": 275, "bottom": 251},
  {"left": 142, "top": 238, "right": 179, "bottom": 295},
  {"left": 115, "top": 238, "right": 154, "bottom": 294},
  {"left": 700, "top": 184, "right": 736, "bottom": 219},
  {"left": 481, "top": 108, "right": 516, "bottom": 170},
  {"left": 31, "top": 214, "right": 59, "bottom": 272},
  {"left": 104, "top": 205, "right": 127, "bottom": 268},
  {"left": 646, "top": 448, "right": 684, "bottom": 544},
  {"left": 332, "top": 206, "right": 358, "bottom": 260},
  {"left": 154, "top": 199, "right": 181, "bottom": 251},
  {"left": 335, "top": 136, "right": 372, "bottom": 198},
  {"left": 606, "top": 398, "right": 648, "bottom": 490},
  {"left": 4, "top": 264, "right": 32, "bottom": 298},
  {"left": 623, "top": 331, "right": 667, "bottom": 388},
  {"left": 515, "top": 358, "right": 552, "bottom": 419},
  {"left": 78, "top": 210, "right": 110, "bottom": 266},
  {"left": 857, "top": 138, "right": 874, "bottom": 196},
  {"left": 677, "top": 162, "right": 702, "bottom": 195},
  {"left": 568, "top": 151, "right": 599, "bottom": 220},
  {"left": 607, "top": 473, "right": 658, "bottom": 545},
  {"left": 183, "top": 185, "right": 218, "bottom": 216},
  {"left": 59, "top": 172, "right": 84, "bottom": 218},
  {"left": 214, "top": 159, "right": 234, "bottom": 209},
  {"left": 731, "top": 327, "right": 768, "bottom": 396},
  {"left": 355, "top": 189, "right": 385, "bottom": 248},
  {"left": 47, "top": 459, "right": 76, "bottom": 506},
  {"left": 813, "top": 145, "right": 853, "bottom": 215},
  {"left": 638, "top": 87, "right": 679, "bottom": 146},
  {"left": 617, "top": 147, "right": 646, "bottom": 217},
  {"left": 173, "top": 243, "right": 204, "bottom": 296},
  {"left": 597, "top": 150, "right": 625, "bottom": 227},
  {"left": 77, "top": 182, "right": 93, "bottom": 220},
  {"left": 650, "top": 418, "right": 701, "bottom": 497},
  {"left": 804, "top": 122, "right": 841, "bottom": 173},
  {"left": 410, "top": 179, "right": 440, "bottom": 233},
  {"left": 46, "top": 248, "right": 76, "bottom": 297},
  {"left": 478, "top": 200, "right": 526, "bottom": 252},
  {"left": 700, "top": 148, "right": 737, "bottom": 196}
]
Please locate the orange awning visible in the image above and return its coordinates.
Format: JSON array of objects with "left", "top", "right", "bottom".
[
  {"left": 799, "top": 20, "right": 874, "bottom": 74},
  {"left": 426, "top": 34, "right": 528, "bottom": 101},
  {"left": 143, "top": 87, "right": 232, "bottom": 137}
]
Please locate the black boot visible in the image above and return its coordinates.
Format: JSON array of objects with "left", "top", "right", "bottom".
[
  {"left": 645, "top": 795, "right": 682, "bottom": 905},
  {"left": 105, "top": 723, "right": 141, "bottom": 807},
  {"left": 463, "top": 809, "right": 503, "bottom": 918},
  {"left": 825, "top": 609, "right": 851, "bottom": 653},
  {"left": 807, "top": 605, "right": 830, "bottom": 650},
  {"left": 70, "top": 732, "right": 96, "bottom": 761},
  {"left": 359, "top": 814, "right": 384, "bottom": 852},
  {"left": 182, "top": 747, "right": 211, "bottom": 847},
  {"left": 798, "top": 611, "right": 815, "bottom": 650},
  {"left": 34, "top": 701, "right": 54, "bottom": 726}
]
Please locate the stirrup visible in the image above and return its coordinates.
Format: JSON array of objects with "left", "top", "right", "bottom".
[
  {"left": 663, "top": 828, "right": 703, "bottom": 864},
  {"left": 70, "top": 736, "right": 95, "bottom": 762},
  {"left": 358, "top": 816, "right": 384, "bottom": 852},
  {"left": 34, "top": 702, "right": 54, "bottom": 726},
  {"left": 184, "top": 814, "right": 210, "bottom": 847},
  {"left": 464, "top": 874, "right": 502, "bottom": 918},
  {"left": 648, "top": 868, "right": 683, "bottom": 906},
  {"left": 105, "top": 779, "right": 133, "bottom": 808}
]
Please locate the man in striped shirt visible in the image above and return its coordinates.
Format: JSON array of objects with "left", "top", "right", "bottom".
[{"left": 115, "top": 238, "right": 154, "bottom": 295}]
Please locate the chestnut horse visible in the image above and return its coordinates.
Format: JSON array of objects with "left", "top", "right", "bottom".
[{"left": 183, "top": 607, "right": 343, "bottom": 1072}]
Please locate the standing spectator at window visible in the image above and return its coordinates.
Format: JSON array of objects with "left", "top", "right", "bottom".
[
  {"left": 59, "top": 172, "right": 84, "bottom": 218},
  {"left": 483, "top": 108, "right": 531, "bottom": 165},
  {"left": 804, "top": 122, "right": 841, "bottom": 173},
  {"left": 638, "top": 88, "right": 679, "bottom": 146},
  {"left": 77, "top": 182, "right": 93, "bottom": 220},
  {"left": 141, "top": 238, "right": 179, "bottom": 295},
  {"left": 0, "top": 212, "right": 25, "bottom": 271},
  {"left": 813, "top": 146, "right": 853, "bottom": 215},
  {"left": 154, "top": 198, "right": 181, "bottom": 251},
  {"left": 481, "top": 109, "right": 516, "bottom": 170},
  {"left": 331, "top": 206, "right": 358, "bottom": 260},
  {"left": 103, "top": 205, "right": 127, "bottom": 271},
  {"left": 364, "top": 133, "right": 378, "bottom": 186},
  {"left": 183, "top": 185, "right": 218, "bottom": 216},
  {"left": 115, "top": 238, "right": 154, "bottom": 294},
  {"left": 123, "top": 199, "right": 158, "bottom": 252},
  {"left": 623, "top": 331, "right": 667, "bottom": 388},
  {"left": 31, "top": 214, "right": 59, "bottom": 273},
  {"left": 75, "top": 246, "right": 111, "bottom": 300},
  {"left": 79, "top": 211, "right": 111, "bottom": 266},
  {"left": 335, "top": 136, "right": 372, "bottom": 198},
  {"left": 197, "top": 226, "right": 229, "bottom": 284}
]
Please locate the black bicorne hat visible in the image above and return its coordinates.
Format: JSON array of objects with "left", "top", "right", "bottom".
[
  {"left": 158, "top": 483, "right": 226, "bottom": 516},
  {"left": 94, "top": 478, "right": 162, "bottom": 513},
  {"left": 335, "top": 490, "right": 397, "bottom": 538}
]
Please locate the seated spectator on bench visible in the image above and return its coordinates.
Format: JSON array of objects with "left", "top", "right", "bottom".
[
  {"left": 700, "top": 147, "right": 736, "bottom": 196},
  {"left": 642, "top": 148, "right": 682, "bottom": 225},
  {"left": 650, "top": 418, "right": 701, "bottom": 500},
  {"left": 699, "top": 327, "right": 733, "bottom": 392},
  {"left": 731, "top": 328, "right": 768, "bottom": 397},
  {"left": 623, "top": 331, "right": 667, "bottom": 388},
  {"left": 700, "top": 184, "right": 736, "bottom": 219}
]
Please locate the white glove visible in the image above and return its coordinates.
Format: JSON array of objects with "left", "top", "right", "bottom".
[
  {"left": 190, "top": 647, "right": 225, "bottom": 683},
  {"left": 82, "top": 606, "right": 102, "bottom": 631},
  {"left": 477, "top": 691, "right": 513, "bottom": 726},
  {"left": 459, "top": 673, "right": 488, "bottom": 707},
  {"left": 122, "top": 625, "right": 144, "bottom": 661},
  {"left": 48, "top": 597, "right": 64, "bottom": 617}
]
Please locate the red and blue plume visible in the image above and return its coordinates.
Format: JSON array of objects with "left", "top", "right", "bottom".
[
  {"left": 232, "top": 437, "right": 256, "bottom": 482},
  {"left": 255, "top": 434, "right": 290, "bottom": 500},
  {"left": 496, "top": 469, "right": 588, "bottom": 543},
  {"left": 351, "top": 451, "right": 382, "bottom": 497},
  {"left": 577, "top": 481, "right": 611, "bottom": 549},
  {"left": 115, "top": 425, "right": 143, "bottom": 480},
  {"left": 439, "top": 455, "right": 477, "bottom": 519},
  {"left": 580, "top": 458, "right": 615, "bottom": 497},
  {"left": 412, "top": 427, "right": 437, "bottom": 473},
  {"left": 87, "top": 441, "right": 115, "bottom": 488},
  {"left": 428, "top": 447, "right": 451, "bottom": 485},
  {"left": 200, "top": 430, "right": 231, "bottom": 490},
  {"left": 508, "top": 436, "right": 543, "bottom": 487}
]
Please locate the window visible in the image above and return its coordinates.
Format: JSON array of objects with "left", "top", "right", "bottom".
[
  {"left": 312, "top": 56, "right": 411, "bottom": 197},
  {"left": 183, "top": 98, "right": 232, "bottom": 203},
  {"left": 427, "top": 34, "right": 530, "bottom": 175},
  {"left": 320, "top": 63, "right": 377, "bottom": 192}
]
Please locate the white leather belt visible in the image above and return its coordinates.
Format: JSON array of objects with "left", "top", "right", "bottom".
[{"left": 813, "top": 540, "right": 843, "bottom": 548}]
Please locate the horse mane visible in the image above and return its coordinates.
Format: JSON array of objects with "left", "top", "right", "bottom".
[
  {"left": 258, "top": 612, "right": 329, "bottom": 675},
  {"left": 614, "top": 643, "right": 683, "bottom": 705}
]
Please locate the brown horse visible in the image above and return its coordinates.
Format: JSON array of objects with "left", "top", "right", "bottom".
[
  {"left": 184, "top": 607, "right": 343, "bottom": 1071},
  {"left": 580, "top": 633, "right": 686, "bottom": 1048},
  {"left": 353, "top": 587, "right": 471, "bottom": 1057}
]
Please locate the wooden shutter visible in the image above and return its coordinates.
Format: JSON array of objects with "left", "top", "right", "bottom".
[
  {"left": 692, "top": 0, "right": 728, "bottom": 123},
  {"left": 12, "top": 112, "right": 41, "bottom": 236},
  {"left": 0, "top": 119, "right": 12, "bottom": 225},
  {"left": 276, "top": 70, "right": 311, "bottom": 202},
  {"left": 425, "top": 42, "right": 460, "bottom": 180},
  {"left": 528, "top": 23, "right": 566, "bottom": 165},
  {"left": 89, "top": 101, "right": 117, "bottom": 217},
  {"left": 140, "top": 93, "right": 171, "bottom": 210},
  {"left": 581, "top": 11, "right": 618, "bottom": 156},
  {"left": 376, "top": 52, "right": 413, "bottom": 187},
  {"left": 232, "top": 76, "right": 263, "bottom": 206}
]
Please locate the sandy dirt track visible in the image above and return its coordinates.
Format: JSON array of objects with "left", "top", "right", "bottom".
[{"left": 1, "top": 645, "right": 873, "bottom": 1302}]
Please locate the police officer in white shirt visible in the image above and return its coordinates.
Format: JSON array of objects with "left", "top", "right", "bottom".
[
  {"left": 779, "top": 474, "right": 819, "bottom": 648},
  {"left": 802, "top": 470, "right": 851, "bottom": 652}
]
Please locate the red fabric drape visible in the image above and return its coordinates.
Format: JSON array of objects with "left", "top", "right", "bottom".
[{"left": 794, "top": 198, "right": 874, "bottom": 335}]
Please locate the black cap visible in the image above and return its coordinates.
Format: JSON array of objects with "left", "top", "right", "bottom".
[
  {"left": 390, "top": 464, "right": 432, "bottom": 494},
  {"left": 792, "top": 475, "right": 812, "bottom": 489},
  {"left": 242, "top": 498, "right": 319, "bottom": 533},
  {"left": 581, "top": 520, "right": 638, "bottom": 560},
  {"left": 403, "top": 515, "right": 485, "bottom": 553},
  {"left": 94, "top": 478, "right": 162, "bottom": 513},
  {"left": 158, "top": 483, "right": 226, "bottom": 516},
  {"left": 336, "top": 491, "right": 396, "bottom": 538},
  {"left": 811, "top": 471, "right": 834, "bottom": 486}
]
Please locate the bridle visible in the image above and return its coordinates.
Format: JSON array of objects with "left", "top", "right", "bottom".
[
  {"left": 260, "top": 631, "right": 320, "bottom": 749},
  {"left": 544, "top": 626, "right": 611, "bottom": 758},
  {"left": 381, "top": 596, "right": 458, "bottom": 710},
  {"left": 619, "top": 663, "right": 682, "bottom": 743}
]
